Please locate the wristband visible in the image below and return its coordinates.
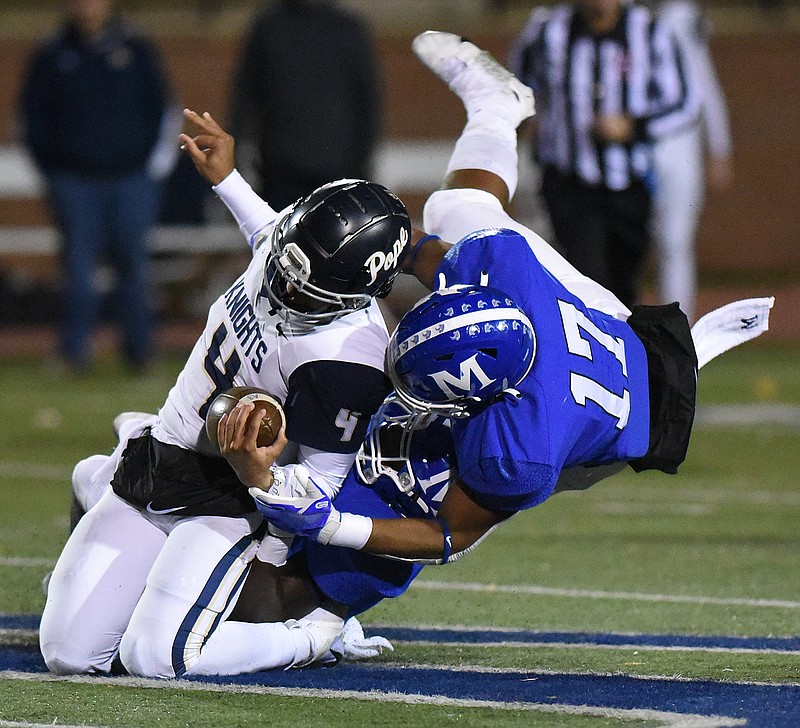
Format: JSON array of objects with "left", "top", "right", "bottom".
[
  {"left": 324, "top": 512, "right": 373, "bottom": 549},
  {"left": 438, "top": 516, "right": 453, "bottom": 564},
  {"left": 405, "top": 234, "right": 441, "bottom": 271}
]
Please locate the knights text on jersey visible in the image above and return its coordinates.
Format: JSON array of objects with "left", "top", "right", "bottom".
[
  {"left": 438, "top": 229, "right": 651, "bottom": 512},
  {"left": 155, "top": 241, "right": 389, "bottom": 451}
]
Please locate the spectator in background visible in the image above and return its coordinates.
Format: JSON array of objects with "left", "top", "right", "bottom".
[
  {"left": 18, "top": 0, "right": 177, "bottom": 374},
  {"left": 510, "top": 0, "right": 700, "bottom": 308},
  {"left": 229, "top": 0, "right": 381, "bottom": 211},
  {"left": 651, "top": 0, "right": 733, "bottom": 322}
]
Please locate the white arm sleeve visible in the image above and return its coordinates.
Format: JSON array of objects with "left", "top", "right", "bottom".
[
  {"left": 293, "top": 444, "right": 354, "bottom": 500},
  {"left": 213, "top": 170, "right": 281, "bottom": 249}
]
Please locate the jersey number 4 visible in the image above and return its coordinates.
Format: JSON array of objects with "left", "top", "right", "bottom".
[
  {"left": 558, "top": 300, "right": 630, "bottom": 429},
  {"left": 198, "top": 322, "right": 242, "bottom": 420}
]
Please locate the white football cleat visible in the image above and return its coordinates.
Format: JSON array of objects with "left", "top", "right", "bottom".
[{"left": 412, "top": 30, "right": 534, "bottom": 127}]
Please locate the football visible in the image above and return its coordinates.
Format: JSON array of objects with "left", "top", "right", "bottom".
[{"left": 205, "top": 386, "right": 286, "bottom": 451}]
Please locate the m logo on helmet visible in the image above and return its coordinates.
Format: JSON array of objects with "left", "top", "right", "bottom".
[
  {"left": 364, "top": 227, "right": 408, "bottom": 285},
  {"left": 429, "top": 354, "right": 496, "bottom": 401}
]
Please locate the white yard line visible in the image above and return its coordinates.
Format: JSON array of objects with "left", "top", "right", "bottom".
[
  {"left": 401, "top": 660, "right": 800, "bottom": 688},
  {"left": 1, "top": 722, "right": 108, "bottom": 728},
  {"left": 411, "top": 580, "right": 800, "bottom": 609},
  {"left": 3, "top": 559, "right": 797, "bottom": 610},
  {"left": 0, "top": 557, "right": 54, "bottom": 568},
  {"left": 395, "top": 638, "right": 800, "bottom": 655},
  {"left": 693, "top": 403, "right": 800, "bottom": 428},
  {"left": 595, "top": 485, "right": 800, "bottom": 507},
  {"left": 0, "top": 461, "right": 72, "bottom": 481},
  {"left": 0, "top": 670, "right": 746, "bottom": 728},
  {"left": 592, "top": 502, "right": 716, "bottom": 515},
  {"left": 0, "top": 629, "right": 37, "bottom": 642}
]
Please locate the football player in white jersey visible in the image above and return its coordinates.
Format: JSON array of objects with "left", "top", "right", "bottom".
[{"left": 39, "top": 109, "right": 411, "bottom": 678}]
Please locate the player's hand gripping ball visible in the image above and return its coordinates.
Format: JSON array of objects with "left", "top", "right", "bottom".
[{"left": 205, "top": 386, "right": 285, "bottom": 451}]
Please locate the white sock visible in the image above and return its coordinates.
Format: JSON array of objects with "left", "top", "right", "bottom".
[
  {"left": 447, "top": 59, "right": 524, "bottom": 126},
  {"left": 185, "top": 607, "right": 345, "bottom": 675},
  {"left": 445, "top": 118, "right": 520, "bottom": 199},
  {"left": 304, "top": 606, "right": 345, "bottom": 630},
  {"left": 185, "top": 620, "right": 299, "bottom": 675},
  {"left": 288, "top": 607, "right": 345, "bottom": 667}
]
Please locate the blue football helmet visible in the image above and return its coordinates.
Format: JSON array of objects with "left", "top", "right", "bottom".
[
  {"left": 387, "top": 285, "right": 536, "bottom": 418},
  {"left": 259, "top": 179, "right": 411, "bottom": 333},
  {"left": 356, "top": 396, "right": 454, "bottom": 519}
]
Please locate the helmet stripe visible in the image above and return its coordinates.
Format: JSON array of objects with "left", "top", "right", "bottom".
[{"left": 392, "top": 307, "right": 533, "bottom": 361}]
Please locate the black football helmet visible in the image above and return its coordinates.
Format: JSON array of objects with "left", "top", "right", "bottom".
[{"left": 260, "top": 179, "right": 411, "bottom": 333}]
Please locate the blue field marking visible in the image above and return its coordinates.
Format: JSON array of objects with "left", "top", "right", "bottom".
[
  {"left": 0, "top": 615, "right": 40, "bottom": 631},
  {"left": 4, "top": 615, "right": 798, "bottom": 652},
  {"left": 3, "top": 617, "right": 799, "bottom": 727},
  {"left": 372, "top": 625, "right": 800, "bottom": 652},
  {"left": 2, "top": 645, "right": 799, "bottom": 727},
  {"left": 193, "top": 666, "right": 798, "bottom": 727},
  {"left": 0, "top": 646, "right": 42, "bottom": 673}
]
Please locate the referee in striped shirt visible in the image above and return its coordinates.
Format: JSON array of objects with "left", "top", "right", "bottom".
[{"left": 510, "top": 0, "right": 700, "bottom": 306}]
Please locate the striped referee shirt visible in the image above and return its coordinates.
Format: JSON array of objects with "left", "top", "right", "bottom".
[{"left": 510, "top": 3, "right": 700, "bottom": 191}]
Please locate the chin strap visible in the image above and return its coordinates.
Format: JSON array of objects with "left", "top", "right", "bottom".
[{"left": 691, "top": 297, "right": 775, "bottom": 369}]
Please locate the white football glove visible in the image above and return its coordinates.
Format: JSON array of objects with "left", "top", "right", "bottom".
[
  {"left": 339, "top": 616, "right": 394, "bottom": 661},
  {"left": 249, "top": 465, "right": 373, "bottom": 550},
  {"left": 259, "top": 464, "right": 318, "bottom": 538},
  {"left": 249, "top": 464, "right": 342, "bottom": 543},
  {"left": 254, "top": 464, "right": 315, "bottom": 565}
]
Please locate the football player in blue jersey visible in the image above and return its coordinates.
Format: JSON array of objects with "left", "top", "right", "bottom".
[{"left": 234, "top": 32, "right": 772, "bottom": 568}]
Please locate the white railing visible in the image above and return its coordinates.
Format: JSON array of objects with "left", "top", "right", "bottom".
[{"left": 0, "top": 140, "right": 456, "bottom": 255}]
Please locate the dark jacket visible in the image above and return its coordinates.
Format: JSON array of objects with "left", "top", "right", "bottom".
[
  {"left": 229, "top": 0, "right": 381, "bottom": 182},
  {"left": 19, "top": 14, "right": 169, "bottom": 177}
]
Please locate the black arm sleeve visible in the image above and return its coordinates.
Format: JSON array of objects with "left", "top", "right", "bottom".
[{"left": 284, "top": 360, "right": 391, "bottom": 454}]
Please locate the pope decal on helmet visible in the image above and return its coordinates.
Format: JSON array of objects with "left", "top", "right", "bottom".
[{"left": 387, "top": 285, "right": 536, "bottom": 418}]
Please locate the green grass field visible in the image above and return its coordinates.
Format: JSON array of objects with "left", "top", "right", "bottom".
[{"left": 0, "top": 341, "right": 798, "bottom": 726}]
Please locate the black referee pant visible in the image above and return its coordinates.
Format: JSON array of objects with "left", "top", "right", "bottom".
[{"left": 541, "top": 166, "right": 652, "bottom": 308}]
